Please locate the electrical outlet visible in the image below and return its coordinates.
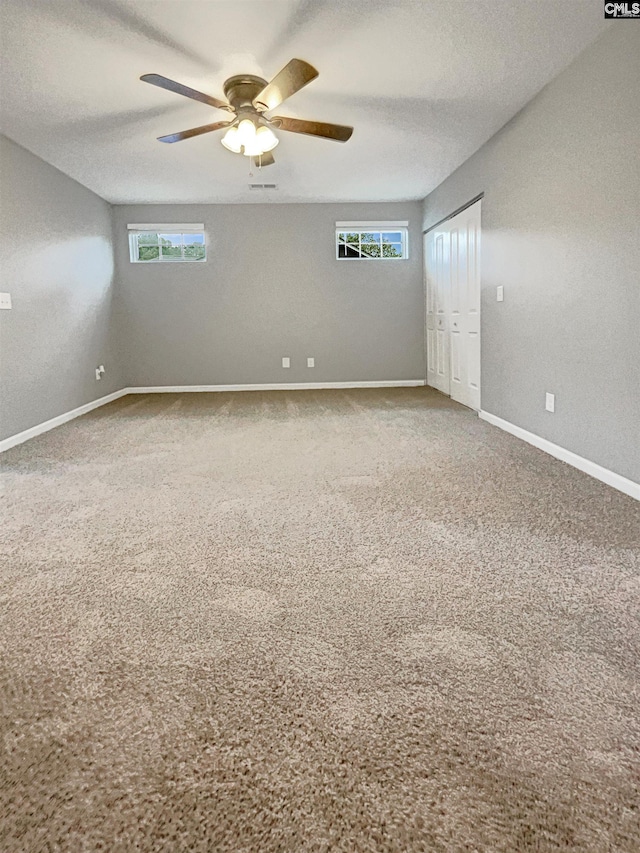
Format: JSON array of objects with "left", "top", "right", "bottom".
[
  {"left": 496, "top": 286, "right": 504, "bottom": 302},
  {"left": 95, "top": 368, "right": 102, "bottom": 381},
  {"left": 0, "top": 292, "right": 12, "bottom": 310},
  {"left": 307, "top": 357, "right": 315, "bottom": 368},
  {"left": 282, "top": 357, "right": 290, "bottom": 368},
  {"left": 545, "top": 392, "right": 555, "bottom": 413}
]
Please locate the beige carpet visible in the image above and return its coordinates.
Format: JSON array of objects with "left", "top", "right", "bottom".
[{"left": 1, "top": 388, "right": 639, "bottom": 852}]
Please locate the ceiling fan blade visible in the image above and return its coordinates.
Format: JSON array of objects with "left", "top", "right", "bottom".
[
  {"left": 141, "top": 74, "right": 232, "bottom": 112},
  {"left": 253, "top": 151, "right": 276, "bottom": 168},
  {"left": 253, "top": 59, "right": 318, "bottom": 111},
  {"left": 158, "top": 120, "right": 232, "bottom": 143},
  {"left": 271, "top": 116, "right": 353, "bottom": 142}
]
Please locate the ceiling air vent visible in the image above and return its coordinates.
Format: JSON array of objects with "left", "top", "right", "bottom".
[{"left": 249, "top": 183, "right": 277, "bottom": 190}]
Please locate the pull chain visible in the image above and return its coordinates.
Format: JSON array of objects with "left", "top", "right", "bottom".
[{"left": 248, "top": 156, "right": 264, "bottom": 178}]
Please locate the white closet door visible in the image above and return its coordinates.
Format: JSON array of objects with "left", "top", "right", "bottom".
[
  {"left": 425, "top": 228, "right": 450, "bottom": 395},
  {"left": 424, "top": 200, "right": 481, "bottom": 409}
]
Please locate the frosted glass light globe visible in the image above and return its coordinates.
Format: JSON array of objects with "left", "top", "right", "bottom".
[
  {"left": 220, "top": 126, "right": 242, "bottom": 153},
  {"left": 255, "top": 126, "right": 279, "bottom": 152},
  {"left": 236, "top": 119, "right": 257, "bottom": 147}
]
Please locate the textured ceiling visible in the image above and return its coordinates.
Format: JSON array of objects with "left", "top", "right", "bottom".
[{"left": 0, "top": 0, "right": 608, "bottom": 204}]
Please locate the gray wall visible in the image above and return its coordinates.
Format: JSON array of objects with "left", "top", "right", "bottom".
[
  {"left": 0, "top": 136, "right": 123, "bottom": 440},
  {"left": 113, "top": 202, "right": 424, "bottom": 386},
  {"left": 422, "top": 26, "right": 640, "bottom": 483}
]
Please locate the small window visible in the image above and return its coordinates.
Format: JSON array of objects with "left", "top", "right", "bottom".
[
  {"left": 336, "top": 221, "right": 408, "bottom": 260},
  {"left": 128, "top": 224, "right": 206, "bottom": 263}
]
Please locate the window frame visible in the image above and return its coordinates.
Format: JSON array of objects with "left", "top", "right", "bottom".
[
  {"left": 127, "top": 223, "right": 207, "bottom": 264},
  {"left": 335, "top": 221, "right": 409, "bottom": 261}
]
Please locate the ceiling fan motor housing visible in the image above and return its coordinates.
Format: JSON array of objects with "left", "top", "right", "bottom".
[{"left": 223, "top": 75, "right": 268, "bottom": 112}]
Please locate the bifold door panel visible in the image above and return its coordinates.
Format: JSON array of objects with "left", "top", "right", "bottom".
[{"left": 425, "top": 229, "right": 450, "bottom": 395}]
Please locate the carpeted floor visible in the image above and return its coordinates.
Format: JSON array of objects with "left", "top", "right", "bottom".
[{"left": 1, "top": 388, "right": 639, "bottom": 852}]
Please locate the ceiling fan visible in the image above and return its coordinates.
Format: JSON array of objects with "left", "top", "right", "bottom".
[{"left": 140, "top": 59, "right": 353, "bottom": 167}]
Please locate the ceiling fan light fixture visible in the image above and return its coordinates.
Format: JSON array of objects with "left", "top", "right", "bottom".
[{"left": 222, "top": 119, "right": 280, "bottom": 157}]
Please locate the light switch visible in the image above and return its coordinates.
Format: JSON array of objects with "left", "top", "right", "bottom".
[
  {"left": 307, "top": 357, "right": 315, "bottom": 368},
  {"left": 0, "top": 292, "right": 12, "bottom": 310},
  {"left": 496, "top": 286, "right": 504, "bottom": 302},
  {"left": 282, "top": 357, "right": 290, "bottom": 368}
]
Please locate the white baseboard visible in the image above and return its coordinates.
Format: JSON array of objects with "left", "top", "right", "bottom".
[
  {"left": 126, "top": 380, "right": 426, "bottom": 393},
  {"left": 0, "top": 389, "right": 129, "bottom": 453},
  {"left": 5, "top": 390, "right": 634, "bottom": 502},
  {"left": 0, "top": 382, "right": 426, "bottom": 452},
  {"left": 479, "top": 410, "right": 639, "bottom": 501}
]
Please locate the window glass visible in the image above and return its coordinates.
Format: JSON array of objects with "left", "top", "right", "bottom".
[
  {"left": 138, "top": 245, "right": 159, "bottom": 262},
  {"left": 360, "top": 242, "right": 381, "bottom": 257},
  {"left": 138, "top": 233, "right": 159, "bottom": 245},
  {"left": 184, "top": 242, "right": 206, "bottom": 260},
  {"left": 129, "top": 229, "right": 206, "bottom": 263},
  {"left": 335, "top": 226, "right": 407, "bottom": 260}
]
